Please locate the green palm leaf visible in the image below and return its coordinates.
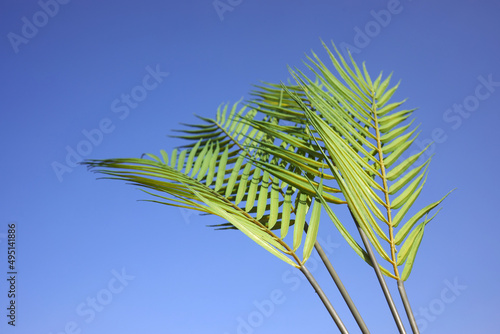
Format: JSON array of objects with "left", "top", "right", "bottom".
[
  {"left": 84, "top": 101, "right": 327, "bottom": 267},
  {"left": 277, "top": 41, "right": 451, "bottom": 280}
]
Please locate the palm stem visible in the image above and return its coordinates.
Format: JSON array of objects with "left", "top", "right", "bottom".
[
  {"left": 397, "top": 280, "right": 419, "bottom": 333},
  {"left": 299, "top": 264, "right": 349, "bottom": 334},
  {"left": 351, "top": 210, "right": 407, "bottom": 334},
  {"left": 314, "top": 241, "right": 370, "bottom": 333},
  {"left": 302, "top": 220, "right": 369, "bottom": 332}
]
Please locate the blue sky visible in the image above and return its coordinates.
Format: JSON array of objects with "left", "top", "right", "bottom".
[{"left": 1, "top": 0, "right": 499, "bottom": 333}]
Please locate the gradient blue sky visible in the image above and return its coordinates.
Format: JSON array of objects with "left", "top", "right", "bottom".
[{"left": 1, "top": 1, "right": 499, "bottom": 333}]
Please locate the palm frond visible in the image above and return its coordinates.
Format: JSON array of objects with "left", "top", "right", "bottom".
[
  {"left": 83, "top": 101, "right": 327, "bottom": 267},
  {"left": 277, "top": 41, "right": 451, "bottom": 280}
]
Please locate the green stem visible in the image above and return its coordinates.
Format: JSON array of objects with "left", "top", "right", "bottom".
[
  {"left": 299, "top": 265, "right": 349, "bottom": 334},
  {"left": 397, "top": 280, "right": 419, "bottom": 333},
  {"left": 351, "top": 211, "right": 407, "bottom": 334},
  {"left": 314, "top": 241, "right": 370, "bottom": 333}
]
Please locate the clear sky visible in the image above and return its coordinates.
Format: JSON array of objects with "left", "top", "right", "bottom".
[{"left": 1, "top": 0, "right": 499, "bottom": 333}]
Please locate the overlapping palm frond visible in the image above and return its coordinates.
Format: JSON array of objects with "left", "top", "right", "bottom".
[
  {"left": 245, "top": 83, "right": 376, "bottom": 262},
  {"left": 83, "top": 101, "right": 328, "bottom": 268},
  {"left": 264, "top": 41, "right": 451, "bottom": 280}
]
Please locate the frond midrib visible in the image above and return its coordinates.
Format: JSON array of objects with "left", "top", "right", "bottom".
[{"left": 370, "top": 88, "right": 400, "bottom": 280}]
